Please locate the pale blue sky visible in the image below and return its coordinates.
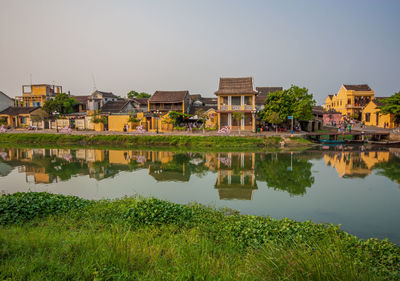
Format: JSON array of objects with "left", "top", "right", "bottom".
[{"left": 0, "top": 0, "right": 399, "bottom": 103}]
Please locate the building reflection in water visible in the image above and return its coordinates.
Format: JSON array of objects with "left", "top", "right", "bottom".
[{"left": 0, "top": 147, "right": 399, "bottom": 198}]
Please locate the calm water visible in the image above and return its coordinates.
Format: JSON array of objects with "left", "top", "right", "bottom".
[{"left": 0, "top": 146, "right": 399, "bottom": 244}]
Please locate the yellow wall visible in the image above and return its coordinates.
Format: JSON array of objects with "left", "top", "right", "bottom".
[
  {"left": 325, "top": 85, "right": 374, "bottom": 118},
  {"left": 362, "top": 101, "right": 395, "bottom": 128},
  {"left": 108, "top": 113, "right": 146, "bottom": 132}
]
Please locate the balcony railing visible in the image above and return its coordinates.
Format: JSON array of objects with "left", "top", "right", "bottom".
[{"left": 218, "top": 105, "right": 255, "bottom": 111}]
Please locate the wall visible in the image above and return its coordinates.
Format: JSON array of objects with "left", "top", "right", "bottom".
[
  {"left": 362, "top": 101, "right": 395, "bottom": 128},
  {"left": 0, "top": 93, "right": 14, "bottom": 112}
]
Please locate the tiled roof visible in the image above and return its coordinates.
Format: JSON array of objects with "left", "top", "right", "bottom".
[
  {"left": 215, "top": 77, "right": 257, "bottom": 95},
  {"left": 255, "top": 86, "right": 283, "bottom": 105},
  {"left": 90, "top": 90, "right": 117, "bottom": 98},
  {"left": 132, "top": 98, "right": 149, "bottom": 105},
  {"left": 72, "top": 95, "right": 89, "bottom": 104},
  {"left": 190, "top": 94, "right": 202, "bottom": 101},
  {"left": 149, "top": 91, "right": 189, "bottom": 103},
  {"left": 189, "top": 105, "right": 217, "bottom": 115},
  {"left": 343, "top": 84, "right": 372, "bottom": 91},
  {"left": 200, "top": 97, "right": 217, "bottom": 104},
  {"left": 100, "top": 100, "right": 131, "bottom": 113},
  {"left": 372, "top": 97, "right": 388, "bottom": 107},
  {"left": 256, "top": 87, "right": 283, "bottom": 95},
  {"left": 0, "top": 107, "right": 40, "bottom": 115}
]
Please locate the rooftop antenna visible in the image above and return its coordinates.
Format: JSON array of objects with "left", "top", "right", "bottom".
[
  {"left": 91, "top": 73, "right": 97, "bottom": 92},
  {"left": 30, "top": 73, "right": 32, "bottom": 86}
]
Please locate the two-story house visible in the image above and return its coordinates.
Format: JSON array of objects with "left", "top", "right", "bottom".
[
  {"left": 147, "top": 91, "right": 191, "bottom": 114},
  {"left": 214, "top": 77, "right": 258, "bottom": 131},
  {"left": 87, "top": 90, "right": 119, "bottom": 113},
  {"left": 325, "top": 84, "right": 374, "bottom": 119},
  {"left": 15, "top": 84, "right": 62, "bottom": 107}
]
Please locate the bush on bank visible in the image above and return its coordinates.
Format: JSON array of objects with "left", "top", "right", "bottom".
[
  {"left": 0, "top": 192, "right": 399, "bottom": 280},
  {"left": 0, "top": 133, "right": 310, "bottom": 149}
]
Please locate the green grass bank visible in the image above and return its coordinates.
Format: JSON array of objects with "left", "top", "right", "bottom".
[
  {"left": 0, "top": 133, "right": 312, "bottom": 151},
  {"left": 0, "top": 192, "right": 399, "bottom": 280}
]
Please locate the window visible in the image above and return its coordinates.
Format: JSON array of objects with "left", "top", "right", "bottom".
[
  {"left": 244, "top": 96, "right": 252, "bottom": 105},
  {"left": 348, "top": 98, "right": 351, "bottom": 105},
  {"left": 220, "top": 97, "right": 228, "bottom": 105},
  {"left": 365, "top": 113, "right": 370, "bottom": 122},
  {"left": 231, "top": 96, "right": 241, "bottom": 106}
]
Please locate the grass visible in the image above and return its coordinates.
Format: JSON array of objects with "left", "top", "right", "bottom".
[
  {"left": 0, "top": 133, "right": 313, "bottom": 151},
  {"left": 0, "top": 192, "right": 399, "bottom": 280}
]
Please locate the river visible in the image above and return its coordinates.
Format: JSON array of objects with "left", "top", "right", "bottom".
[{"left": 0, "top": 145, "right": 399, "bottom": 244}]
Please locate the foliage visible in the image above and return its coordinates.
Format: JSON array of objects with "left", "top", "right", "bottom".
[
  {"left": 0, "top": 118, "right": 7, "bottom": 125},
  {"left": 0, "top": 192, "right": 398, "bottom": 280},
  {"left": 43, "top": 93, "right": 78, "bottom": 115},
  {"left": 167, "top": 111, "right": 192, "bottom": 126},
  {"left": 127, "top": 91, "right": 151, "bottom": 99},
  {"left": 232, "top": 111, "right": 244, "bottom": 127},
  {"left": 0, "top": 133, "right": 313, "bottom": 150},
  {"left": 91, "top": 114, "right": 108, "bottom": 125},
  {"left": 0, "top": 192, "right": 90, "bottom": 224},
  {"left": 260, "top": 85, "right": 316, "bottom": 124},
  {"left": 195, "top": 109, "right": 208, "bottom": 131},
  {"left": 128, "top": 114, "right": 141, "bottom": 124},
  {"left": 378, "top": 92, "right": 400, "bottom": 124}
]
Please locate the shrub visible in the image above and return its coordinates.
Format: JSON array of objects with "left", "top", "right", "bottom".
[{"left": 0, "top": 192, "right": 90, "bottom": 224}]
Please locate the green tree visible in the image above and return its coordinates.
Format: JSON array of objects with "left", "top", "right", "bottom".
[
  {"left": 260, "top": 85, "right": 315, "bottom": 127},
  {"left": 168, "top": 111, "right": 192, "bottom": 127},
  {"left": 43, "top": 93, "right": 78, "bottom": 115},
  {"left": 127, "top": 91, "right": 151, "bottom": 99},
  {"left": 195, "top": 109, "right": 208, "bottom": 133},
  {"left": 377, "top": 92, "right": 400, "bottom": 124},
  {"left": 232, "top": 112, "right": 244, "bottom": 135}
]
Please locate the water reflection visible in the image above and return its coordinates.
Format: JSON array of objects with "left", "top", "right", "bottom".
[{"left": 1, "top": 147, "right": 399, "bottom": 197}]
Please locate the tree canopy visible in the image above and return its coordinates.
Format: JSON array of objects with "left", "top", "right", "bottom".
[
  {"left": 259, "top": 85, "right": 315, "bottom": 124},
  {"left": 43, "top": 93, "right": 78, "bottom": 115},
  {"left": 127, "top": 91, "right": 151, "bottom": 99},
  {"left": 378, "top": 92, "right": 400, "bottom": 124}
]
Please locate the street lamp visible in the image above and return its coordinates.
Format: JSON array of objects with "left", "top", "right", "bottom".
[
  {"left": 153, "top": 110, "right": 161, "bottom": 134},
  {"left": 251, "top": 109, "right": 257, "bottom": 134}
]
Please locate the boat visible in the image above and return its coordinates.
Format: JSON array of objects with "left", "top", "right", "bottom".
[
  {"left": 320, "top": 139, "right": 345, "bottom": 144},
  {"left": 367, "top": 140, "right": 400, "bottom": 145}
]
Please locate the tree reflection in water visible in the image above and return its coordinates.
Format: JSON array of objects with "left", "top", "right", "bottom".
[{"left": 0, "top": 147, "right": 399, "bottom": 198}]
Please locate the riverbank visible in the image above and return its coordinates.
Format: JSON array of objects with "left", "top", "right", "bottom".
[
  {"left": 0, "top": 132, "right": 313, "bottom": 151},
  {"left": 0, "top": 192, "right": 398, "bottom": 280}
]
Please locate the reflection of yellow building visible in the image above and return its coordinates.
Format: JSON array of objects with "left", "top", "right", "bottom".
[
  {"left": 325, "top": 84, "right": 374, "bottom": 118},
  {"left": 362, "top": 98, "right": 395, "bottom": 128},
  {"left": 109, "top": 150, "right": 134, "bottom": 165},
  {"left": 215, "top": 152, "right": 257, "bottom": 200},
  {"left": 324, "top": 151, "right": 389, "bottom": 178}
]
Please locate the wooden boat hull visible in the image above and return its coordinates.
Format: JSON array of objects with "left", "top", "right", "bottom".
[{"left": 367, "top": 140, "right": 400, "bottom": 145}]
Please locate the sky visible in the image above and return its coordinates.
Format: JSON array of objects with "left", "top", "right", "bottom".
[{"left": 0, "top": 0, "right": 399, "bottom": 104}]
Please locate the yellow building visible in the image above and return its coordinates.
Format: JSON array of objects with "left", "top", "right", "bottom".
[
  {"left": 0, "top": 107, "right": 45, "bottom": 128},
  {"left": 325, "top": 84, "right": 374, "bottom": 119},
  {"left": 362, "top": 98, "right": 396, "bottom": 128},
  {"left": 215, "top": 77, "right": 257, "bottom": 131},
  {"left": 15, "top": 84, "right": 62, "bottom": 107}
]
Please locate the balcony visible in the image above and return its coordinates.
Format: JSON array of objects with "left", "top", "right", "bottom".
[{"left": 218, "top": 105, "right": 255, "bottom": 111}]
